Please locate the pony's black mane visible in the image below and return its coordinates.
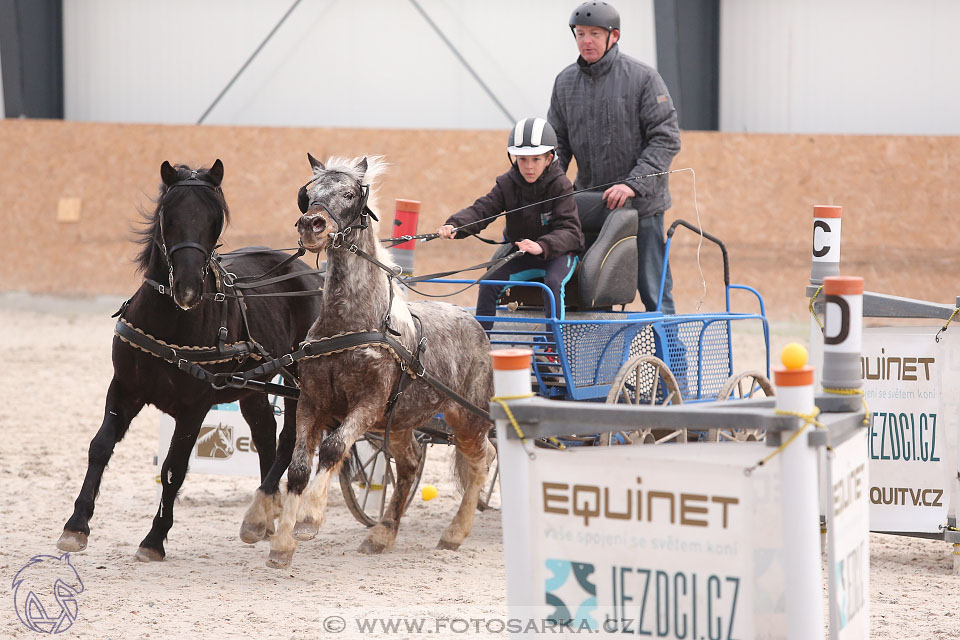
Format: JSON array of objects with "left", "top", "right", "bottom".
[{"left": 134, "top": 164, "right": 230, "bottom": 273}]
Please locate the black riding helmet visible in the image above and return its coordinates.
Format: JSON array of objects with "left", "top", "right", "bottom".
[
  {"left": 508, "top": 117, "right": 558, "bottom": 156},
  {"left": 568, "top": 1, "right": 620, "bottom": 32},
  {"left": 507, "top": 117, "right": 558, "bottom": 172}
]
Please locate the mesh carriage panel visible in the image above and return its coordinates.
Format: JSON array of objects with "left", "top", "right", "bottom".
[
  {"left": 629, "top": 325, "right": 657, "bottom": 360},
  {"left": 610, "top": 355, "right": 680, "bottom": 405},
  {"left": 560, "top": 322, "right": 654, "bottom": 388},
  {"left": 663, "top": 317, "right": 732, "bottom": 401}
]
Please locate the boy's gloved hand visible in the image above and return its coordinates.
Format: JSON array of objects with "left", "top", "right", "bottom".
[
  {"left": 437, "top": 224, "right": 456, "bottom": 239},
  {"left": 515, "top": 239, "right": 543, "bottom": 255}
]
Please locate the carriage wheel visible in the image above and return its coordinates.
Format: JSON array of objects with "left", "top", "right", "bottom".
[
  {"left": 600, "top": 355, "right": 685, "bottom": 445},
  {"left": 475, "top": 436, "right": 500, "bottom": 511},
  {"left": 705, "top": 371, "right": 775, "bottom": 442},
  {"left": 338, "top": 431, "right": 428, "bottom": 528}
]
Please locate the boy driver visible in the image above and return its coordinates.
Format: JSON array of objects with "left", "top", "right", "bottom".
[{"left": 437, "top": 117, "right": 583, "bottom": 329}]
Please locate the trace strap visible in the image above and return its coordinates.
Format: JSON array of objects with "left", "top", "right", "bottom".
[{"left": 119, "top": 322, "right": 492, "bottom": 421}]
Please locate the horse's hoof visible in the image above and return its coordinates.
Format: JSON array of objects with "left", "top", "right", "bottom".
[
  {"left": 266, "top": 549, "right": 294, "bottom": 569},
  {"left": 240, "top": 521, "right": 266, "bottom": 544},
  {"left": 266, "top": 519, "right": 277, "bottom": 538},
  {"left": 292, "top": 518, "right": 319, "bottom": 541},
  {"left": 437, "top": 539, "right": 461, "bottom": 551},
  {"left": 57, "top": 530, "right": 88, "bottom": 552},
  {"left": 135, "top": 547, "right": 165, "bottom": 562},
  {"left": 358, "top": 539, "right": 387, "bottom": 555}
]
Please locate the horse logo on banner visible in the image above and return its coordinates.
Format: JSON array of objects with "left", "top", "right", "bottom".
[{"left": 196, "top": 423, "right": 235, "bottom": 459}]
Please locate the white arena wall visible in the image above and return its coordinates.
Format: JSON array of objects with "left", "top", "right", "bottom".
[
  {"left": 720, "top": 0, "right": 960, "bottom": 135},
  {"left": 61, "top": 0, "right": 657, "bottom": 129},
  {"left": 55, "top": 0, "right": 960, "bottom": 135}
]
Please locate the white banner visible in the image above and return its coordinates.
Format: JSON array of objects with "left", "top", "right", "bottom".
[
  {"left": 156, "top": 389, "right": 285, "bottom": 482},
  {"left": 862, "top": 327, "right": 960, "bottom": 532},
  {"left": 509, "top": 443, "right": 786, "bottom": 639},
  {"left": 826, "top": 429, "right": 870, "bottom": 639}
]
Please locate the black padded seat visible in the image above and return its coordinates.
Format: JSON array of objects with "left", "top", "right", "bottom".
[{"left": 495, "top": 192, "right": 638, "bottom": 313}]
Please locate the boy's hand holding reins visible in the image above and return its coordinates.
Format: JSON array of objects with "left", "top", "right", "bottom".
[
  {"left": 437, "top": 224, "right": 456, "bottom": 239},
  {"left": 515, "top": 239, "right": 543, "bottom": 255}
]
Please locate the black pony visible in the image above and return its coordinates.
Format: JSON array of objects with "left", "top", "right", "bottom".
[{"left": 57, "top": 160, "right": 323, "bottom": 561}]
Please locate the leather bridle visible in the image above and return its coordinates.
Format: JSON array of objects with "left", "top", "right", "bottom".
[
  {"left": 153, "top": 171, "right": 225, "bottom": 296},
  {"left": 297, "top": 173, "right": 377, "bottom": 244}
]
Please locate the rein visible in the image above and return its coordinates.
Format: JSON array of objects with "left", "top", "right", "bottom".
[{"left": 379, "top": 167, "right": 691, "bottom": 246}]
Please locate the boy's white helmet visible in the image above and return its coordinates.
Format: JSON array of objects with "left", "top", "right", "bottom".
[{"left": 507, "top": 117, "right": 558, "bottom": 156}]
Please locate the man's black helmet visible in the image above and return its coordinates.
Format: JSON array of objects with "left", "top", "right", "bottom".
[
  {"left": 507, "top": 117, "right": 558, "bottom": 156},
  {"left": 569, "top": 1, "right": 620, "bottom": 32}
]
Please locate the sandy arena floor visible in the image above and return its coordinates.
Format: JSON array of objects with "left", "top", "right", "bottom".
[{"left": 1, "top": 294, "right": 958, "bottom": 639}]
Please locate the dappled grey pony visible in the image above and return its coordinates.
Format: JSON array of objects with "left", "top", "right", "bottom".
[{"left": 245, "top": 155, "right": 494, "bottom": 568}]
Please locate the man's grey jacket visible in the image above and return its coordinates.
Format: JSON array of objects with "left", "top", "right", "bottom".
[{"left": 548, "top": 43, "right": 681, "bottom": 219}]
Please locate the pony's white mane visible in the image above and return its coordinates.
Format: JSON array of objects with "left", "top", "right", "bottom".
[{"left": 324, "top": 155, "right": 413, "bottom": 332}]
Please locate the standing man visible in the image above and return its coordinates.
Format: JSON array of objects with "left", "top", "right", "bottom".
[{"left": 548, "top": 1, "right": 682, "bottom": 313}]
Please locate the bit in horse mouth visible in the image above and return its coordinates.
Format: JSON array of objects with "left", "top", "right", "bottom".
[{"left": 300, "top": 238, "right": 326, "bottom": 253}]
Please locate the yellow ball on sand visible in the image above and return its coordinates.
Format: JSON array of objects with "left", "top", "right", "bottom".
[
  {"left": 781, "top": 342, "right": 809, "bottom": 370},
  {"left": 421, "top": 484, "right": 438, "bottom": 501}
]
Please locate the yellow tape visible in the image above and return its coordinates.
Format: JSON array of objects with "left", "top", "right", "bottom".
[
  {"left": 937, "top": 307, "right": 960, "bottom": 342},
  {"left": 823, "top": 387, "right": 870, "bottom": 425},
  {"left": 808, "top": 285, "right": 824, "bottom": 332},
  {"left": 491, "top": 393, "right": 538, "bottom": 457},
  {"left": 747, "top": 407, "right": 825, "bottom": 473}
]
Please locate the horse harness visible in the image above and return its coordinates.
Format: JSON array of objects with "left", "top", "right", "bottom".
[
  {"left": 114, "top": 173, "right": 323, "bottom": 393},
  {"left": 116, "top": 310, "right": 490, "bottom": 423},
  {"left": 115, "top": 172, "right": 496, "bottom": 423}
]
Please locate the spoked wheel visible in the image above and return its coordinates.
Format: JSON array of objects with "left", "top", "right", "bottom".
[
  {"left": 600, "top": 355, "right": 685, "bottom": 445},
  {"left": 475, "top": 436, "right": 500, "bottom": 512},
  {"left": 339, "top": 431, "right": 428, "bottom": 527},
  {"left": 705, "top": 371, "right": 775, "bottom": 442}
]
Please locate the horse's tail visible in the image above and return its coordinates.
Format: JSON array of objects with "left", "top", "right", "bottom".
[
  {"left": 451, "top": 449, "right": 470, "bottom": 495},
  {"left": 450, "top": 436, "right": 494, "bottom": 495},
  {"left": 340, "top": 444, "right": 360, "bottom": 481}
]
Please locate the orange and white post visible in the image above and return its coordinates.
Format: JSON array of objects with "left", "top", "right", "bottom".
[
  {"left": 822, "top": 276, "right": 864, "bottom": 392},
  {"left": 774, "top": 349, "right": 824, "bottom": 639},
  {"left": 490, "top": 349, "right": 535, "bottom": 616}
]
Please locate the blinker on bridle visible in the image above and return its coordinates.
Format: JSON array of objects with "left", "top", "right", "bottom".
[{"left": 297, "top": 174, "right": 377, "bottom": 225}]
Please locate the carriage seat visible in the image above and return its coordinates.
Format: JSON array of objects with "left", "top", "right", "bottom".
[{"left": 496, "top": 192, "right": 638, "bottom": 313}]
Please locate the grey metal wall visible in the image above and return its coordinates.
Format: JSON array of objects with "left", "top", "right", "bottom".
[{"left": 0, "top": 0, "right": 63, "bottom": 118}]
